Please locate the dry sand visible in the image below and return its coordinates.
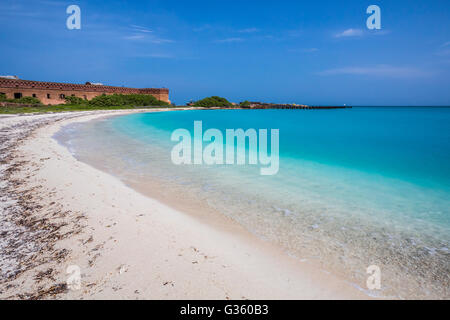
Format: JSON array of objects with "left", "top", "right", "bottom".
[{"left": 0, "top": 109, "right": 369, "bottom": 299}]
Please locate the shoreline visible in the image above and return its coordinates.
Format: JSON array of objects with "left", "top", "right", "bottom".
[{"left": 0, "top": 109, "right": 368, "bottom": 299}]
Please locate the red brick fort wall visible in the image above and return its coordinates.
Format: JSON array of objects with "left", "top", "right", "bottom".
[{"left": 0, "top": 79, "right": 170, "bottom": 105}]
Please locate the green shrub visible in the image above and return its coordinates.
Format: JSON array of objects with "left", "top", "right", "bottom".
[
  {"left": 193, "top": 96, "right": 231, "bottom": 108},
  {"left": 88, "top": 94, "right": 169, "bottom": 107},
  {"left": 15, "top": 96, "right": 42, "bottom": 105},
  {"left": 0, "top": 94, "right": 42, "bottom": 104},
  {"left": 65, "top": 96, "right": 86, "bottom": 105},
  {"left": 240, "top": 100, "right": 251, "bottom": 107}
]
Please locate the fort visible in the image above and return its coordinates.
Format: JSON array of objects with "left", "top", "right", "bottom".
[{"left": 0, "top": 77, "right": 170, "bottom": 105}]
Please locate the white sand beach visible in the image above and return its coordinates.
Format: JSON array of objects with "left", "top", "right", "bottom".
[{"left": 0, "top": 110, "right": 368, "bottom": 300}]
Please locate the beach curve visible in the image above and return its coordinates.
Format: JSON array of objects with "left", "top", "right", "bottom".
[{"left": 0, "top": 109, "right": 368, "bottom": 300}]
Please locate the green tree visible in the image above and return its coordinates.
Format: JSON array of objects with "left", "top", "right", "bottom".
[
  {"left": 193, "top": 96, "right": 231, "bottom": 108},
  {"left": 88, "top": 94, "right": 169, "bottom": 107}
]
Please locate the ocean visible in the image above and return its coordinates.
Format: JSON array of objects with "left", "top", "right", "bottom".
[{"left": 55, "top": 107, "right": 450, "bottom": 299}]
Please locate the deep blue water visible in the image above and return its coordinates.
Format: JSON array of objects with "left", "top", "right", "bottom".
[
  {"left": 119, "top": 108, "right": 450, "bottom": 189},
  {"left": 111, "top": 108, "right": 450, "bottom": 227}
]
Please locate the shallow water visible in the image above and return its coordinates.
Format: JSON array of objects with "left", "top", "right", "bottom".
[{"left": 56, "top": 108, "right": 450, "bottom": 299}]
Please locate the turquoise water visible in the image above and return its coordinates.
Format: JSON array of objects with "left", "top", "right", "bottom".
[{"left": 57, "top": 108, "right": 450, "bottom": 299}]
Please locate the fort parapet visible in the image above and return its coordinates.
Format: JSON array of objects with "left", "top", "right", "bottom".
[{"left": 0, "top": 78, "right": 170, "bottom": 105}]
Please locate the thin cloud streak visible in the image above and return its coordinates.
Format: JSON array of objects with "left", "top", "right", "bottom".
[
  {"left": 130, "top": 25, "right": 153, "bottom": 33},
  {"left": 134, "top": 53, "right": 175, "bottom": 59},
  {"left": 238, "top": 28, "right": 259, "bottom": 33},
  {"left": 123, "top": 29, "right": 174, "bottom": 43},
  {"left": 435, "top": 42, "right": 450, "bottom": 56},
  {"left": 290, "top": 48, "right": 319, "bottom": 53},
  {"left": 214, "top": 37, "right": 244, "bottom": 43},
  {"left": 335, "top": 28, "right": 364, "bottom": 38},
  {"left": 124, "top": 34, "right": 146, "bottom": 40},
  {"left": 123, "top": 35, "right": 174, "bottom": 43},
  {"left": 318, "top": 65, "right": 433, "bottom": 78},
  {"left": 436, "top": 49, "right": 450, "bottom": 56}
]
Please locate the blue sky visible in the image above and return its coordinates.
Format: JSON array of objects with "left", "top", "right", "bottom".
[{"left": 1, "top": 0, "right": 449, "bottom": 106}]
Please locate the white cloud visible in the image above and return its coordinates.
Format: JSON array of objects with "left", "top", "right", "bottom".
[
  {"left": 436, "top": 42, "right": 450, "bottom": 56},
  {"left": 288, "top": 48, "right": 319, "bottom": 53},
  {"left": 335, "top": 28, "right": 364, "bottom": 38},
  {"left": 149, "top": 37, "right": 174, "bottom": 44},
  {"left": 124, "top": 25, "right": 157, "bottom": 41},
  {"left": 214, "top": 37, "right": 244, "bottom": 43},
  {"left": 134, "top": 53, "right": 175, "bottom": 59},
  {"left": 124, "top": 34, "right": 146, "bottom": 40},
  {"left": 318, "top": 65, "right": 432, "bottom": 78},
  {"left": 436, "top": 49, "right": 450, "bottom": 56},
  {"left": 123, "top": 34, "right": 174, "bottom": 43},
  {"left": 238, "top": 28, "right": 259, "bottom": 33},
  {"left": 130, "top": 25, "right": 153, "bottom": 33}
]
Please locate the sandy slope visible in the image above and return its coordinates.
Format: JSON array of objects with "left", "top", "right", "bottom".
[{"left": 0, "top": 110, "right": 368, "bottom": 299}]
